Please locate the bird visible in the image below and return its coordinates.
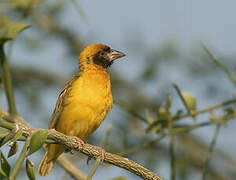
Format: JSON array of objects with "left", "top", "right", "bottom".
[{"left": 38, "top": 43, "right": 125, "bottom": 176}]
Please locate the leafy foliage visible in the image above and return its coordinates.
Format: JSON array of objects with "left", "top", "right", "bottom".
[
  {"left": 26, "top": 159, "right": 35, "bottom": 180},
  {"left": 28, "top": 130, "right": 48, "bottom": 156},
  {"left": 0, "top": 15, "right": 29, "bottom": 44},
  {"left": 0, "top": 151, "right": 10, "bottom": 178}
]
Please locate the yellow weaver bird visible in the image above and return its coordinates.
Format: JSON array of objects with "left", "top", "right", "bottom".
[{"left": 38, "top": 43, "right": 125, "bottom": 176}]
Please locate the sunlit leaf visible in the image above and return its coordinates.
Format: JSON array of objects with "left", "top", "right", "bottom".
[
  {"left": 0, "top": 15, "right": 30, "bottom": 44},
  {"left": 26, "top": 159, "right": 35, "bottom": 180},
  {"left": 157, "top": 107, "right": 168, "bottom": 119},
  {"left": 145, "top": 109, "right": 154, "bottom": 124},
  {"left": 181, "top": 92, "right": 197, "bottom": 111},
  {"left": 0, "top": 151, "right": 11, "bottom": 177},
  {"left": 28, "top": 130, "right": 48, "bottom": 155},
  {"left": 0, "top": 167, "right": 8, "bottom": 178}
]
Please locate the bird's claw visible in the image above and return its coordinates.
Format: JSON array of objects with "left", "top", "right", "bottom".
[
  {"left": 99, "top": 147, "right": 106, "bottom": 162},
  {"left": 86, "top": 145, "right": 106, "bottom": 164},
  {"left": 92, "top": 145, "right": 106, "bottom": 162}
]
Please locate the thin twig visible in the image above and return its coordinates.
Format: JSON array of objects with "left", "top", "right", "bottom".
[
  {"left": 168, "top": 115, "right": 176, "bottom": 180},
  {"left": 118, "top": 134, "right": 166, "bottom": 156},
  {"left": 57, "top": 155, "right": 87, "bottom": 180},
  {"left": 0, "top": 43, "right": 18, "bottom": 116},
  {"left": 115, "top": 101, "right": 148, "bottom": 123},
  {"left": 173, "top": 98, "right": 236, "bottom": 121},
  {"left": 87, "top": 159, "right": 101, "bottom": 180},
  {"left": 0, "top": 118, "right": 15, "bottom": 129},
  {"left": 119, "top": 113, "right": 236, "bottom": 158},
  {"left": 172, "top": 83, "right": 191, "bottom": 114},
  {"left": 9, "top": 135, "right": 31, "bottom": 180},
  {"left": 202, "top": 124, "right": 221, "bottom": 180},
  {"left": 202, "top": 42, "right": 236, "bottom": 86}
]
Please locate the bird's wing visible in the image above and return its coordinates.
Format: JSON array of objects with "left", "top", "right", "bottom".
[{"left": 48, "top": 74, "right": 80, "bottom": 129}]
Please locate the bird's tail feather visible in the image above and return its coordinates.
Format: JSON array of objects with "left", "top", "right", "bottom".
[{"left": 38, "top": 151, "right": 55, "bottom": 176}]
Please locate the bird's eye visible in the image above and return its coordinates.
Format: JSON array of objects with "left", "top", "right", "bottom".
[{"left": 99, "top": 51, "right": 105, "bottom": 56}]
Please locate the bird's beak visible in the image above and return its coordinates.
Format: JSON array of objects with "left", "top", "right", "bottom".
[{"left": 108, "top": 49, "right": 126, "bottom": 61}]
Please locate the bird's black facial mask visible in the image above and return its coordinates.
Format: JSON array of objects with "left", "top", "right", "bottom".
[
  {"left": 93, "top": 47, "right": 112, "bottom": 68},
  {"left": 93, "top": 47, "right": 125, "bottom": 68}
]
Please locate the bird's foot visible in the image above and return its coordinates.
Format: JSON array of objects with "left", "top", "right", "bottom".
[
  {"left": 87, "top": 157, "right": 91, "bottom": 164},
  {"left": 86, "top": 145, "right": 106, "bottom": 164},
  {"left": 75, "top": 137, "right": 85, "bottom": 151},
  {"left": 92, "top": 145, "right": 106, "bottom": 162}
]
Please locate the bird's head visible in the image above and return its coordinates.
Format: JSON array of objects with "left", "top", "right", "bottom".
[{"left": 79, "top": 43, "right": 125, "bottom": 71}]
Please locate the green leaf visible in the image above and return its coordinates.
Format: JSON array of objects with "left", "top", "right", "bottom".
[
  {"left": 0, "top": 151, "right": 11, "bottom": 177},
  {"left": 8, "top": 141, "right": 18, "bottom": 158},
  {"left": 0, "top": 133, "right": 14, "bottom": 147},
  {"left": 26, "top": 159, "right": 35, "bottom": 180},
  {"left": 0, "top": 167, "right": 8, "bottom": 178},
  {"left": 181, "top": 92, "right": 197, "bottom": 111},
  {"left": 157, "top": 107, "right": 168, "bottom": 120},
  {"left": 0, "top": 15, "right": 30, "bottom": 44},
  {"left": 28, "top": 130, "right": 48, "bottom": 155}
]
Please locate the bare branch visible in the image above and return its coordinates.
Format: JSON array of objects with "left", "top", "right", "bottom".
[{"left": 202, "top": 42, "right": 236, "bottom": 86}]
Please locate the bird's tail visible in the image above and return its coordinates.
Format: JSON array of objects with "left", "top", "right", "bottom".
[
  {"left": 38, "top": 151, "right": 55, "bottom": 176},
  {"left": 38, "top": 144, "right": 65, "bottom": 176}
]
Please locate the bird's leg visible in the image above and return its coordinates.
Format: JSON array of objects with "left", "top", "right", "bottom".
[{"left": 75, "top": 137, "right": 85, "bottom": 151}]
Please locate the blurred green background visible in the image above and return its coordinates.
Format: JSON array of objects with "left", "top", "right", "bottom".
[{"left": 0, "top": 0, "right": 236, "bottom": 180}]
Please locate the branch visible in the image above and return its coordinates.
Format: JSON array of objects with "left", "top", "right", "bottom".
[
  {"left": 87, "top": 159, "right": 100, "bottom": 180},
  {"left": 9, "top": 135, "right": 31, "bottom": 180},
  {"left": 0, "top": 111, "right": 163, "bottom": 180},
  {"left": 202, "top": 124, "right": 221, "bottom": 180},
  {"left": 173, "top": 98, "right": 236, "bottom": 121},
  {"left": 167, "top": 115, "right": 176, "bottom": 180},
  {"left": 202, "top": 42, "right": 236, "bottom": 86}
]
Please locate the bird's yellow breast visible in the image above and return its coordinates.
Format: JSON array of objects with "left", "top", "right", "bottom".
[{"left": 55, "top": 69, "right": 113, "bottom": 140}]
